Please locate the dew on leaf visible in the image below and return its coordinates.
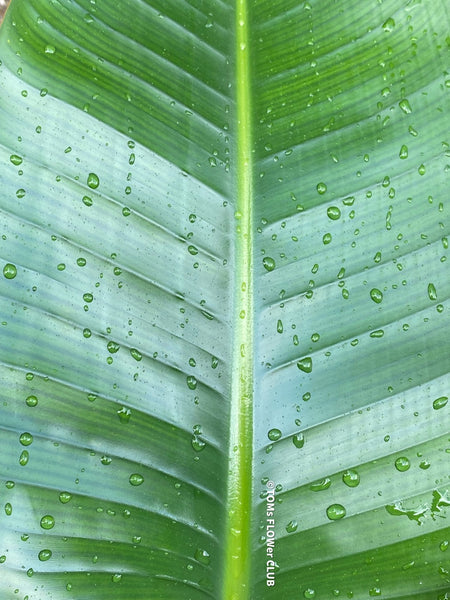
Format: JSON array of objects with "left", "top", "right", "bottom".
[
  {"left": 87, "top": 172, "right": 99, "bottom": 189},
  {"left": 267, "top": 428, "right": 282, "bottom": 442},
  {"left": 130, "top": 348, "right": 142, "bottom": 361},
  {"left": 293, "top": 433, "right": 305, "bottom": 448},
  {"left": 418, "top": 164, "right": 426, "bottom": 176},
  {"left": 129, "top": 473, "right": 144, "bottom": 486},
  {"left": 83, "top": 293, "right": 93, "bottom": 303},
  {"left": 399, "top": 99, "right": 412, "bottom": 114},
  {"left": 3, "top": 263, "right": 17, "bottom": 279},
  {"left": 191, "top": 435, "right": 206, "bottom": 452},
  {"left": 107, "top": 341, "right": 120, "bottom": 353},
  {"left": 187, "top": 375, "right": 197, "bottom": 390},
  {"left": 117, "top": 407, "right": 131, "bottom": 423},
  {"left": 40, "top": 515, "right": 55, "bottom": 530},
  {"left": 19, "top": 450, "right": 29, "bottom": 466},
  {"left": 382, "top": 17, "right": 395, "bottom": 31},
  {"left": 370, "top": 288, "right": 383, "bottom": 304},
  {"left": 19, "top": 432, "right": 33, "bottom": 446},
  {"left": 316, "top": 182, "right": 327, "bottom": 195},
  {"left": 326, "top": 504, "right": 346, "bottom": 520},
  {"left": 427, "top": 283, "right": 437, "bottom": 301},
  {"left": 342, "top": 469, "right": 360, "bottom": 487},
  {"left": 369, "top": 587, "right": 381, "bottom": 597},
  {"left": 309, "top": 478, "right": 331, "bottom": 492},
  {"left": 297, "top": 357, "right": 312, "bottom": 373},
  {"left": 399, "top": 145, "right": 408, "bottom": 159},
  {"left": 327, "top": 206, "right": 341, "bottom": 220},
  {"left": 323, "top": 233, "right": 332, "bottom": 245},
  {"left": 82, "top": 195, "right": 93, "bottom": 206},
  {"left": 38, "top": 549, "right": 52, "bottom": 561},
  {"left": 111, "top": 574, "right": 122, "bottom": 583},
  {"left": 194, "top": 548, "right": 211, "bottom": 565},
  {"left": 59, "top": 491, "right": 72, "bottom": 504},
  {"left": 4, "top": 503, "right": 12, "bottom": 516},
  {"left": 26, "top": 395, "right": 38, "bottom": 407},
  {"left": 304, "top": 589, "right": 315, "bottom": 599},
  {"left": 263, "top": 257, "right": 276, "bottom": 272},
  {"left": 395, "top": 457, "right": 410, "bottom": 472},
  {"left": 10, "top": 154, "right": 23, "bottom": 166},
  {"left": 433, "top": 396, "right": 448, "bottom": 410},
  {"left": 286, "top": 520, "right": 298, "bottom": 533}
]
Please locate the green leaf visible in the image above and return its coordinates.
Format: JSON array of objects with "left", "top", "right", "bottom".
[{"left": 0, "top": 0, "right": 449, "bottom": 598}]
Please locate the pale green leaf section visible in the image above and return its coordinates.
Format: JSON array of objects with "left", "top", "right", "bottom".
[{"left": 0, "top": 0, "right": 449, "bottom": 599}]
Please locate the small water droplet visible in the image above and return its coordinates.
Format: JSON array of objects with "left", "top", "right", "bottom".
[
  {"left": 10, "top": 154, "right": 23, "bottom": 166},
  {"left": 187, "top": 375, "right": 197, "bottom": 390},
  {"left": 395, "top": 456, "right": 410, "bottom": 472},
  {"left": 111, "top": 573, "right": 122, "bottom": 583},
  {"left": 433, "top": 396, "right": 448, "bottom": 410},
  {"left": 427, "top": 283, "right": 437, "bottom": 301},
  {"left": 44, "top": 45, "right": 56, "bottom": 54},
  {"left": 82, "top": 195, "right": 93, "bottom": 207},
  {"left": 309, "top": 478, "right": 331, "bottom": 492},
  {"left": 191, "top": 435, "right": 206, "bottom": 452},
  {"left": 194, "top": 548, "right": 211, "bottom": 565},
  {"left": 342, "top": 469, "right": 360, "bottom": 487},
  {"left": 117, "top": 407, "right": 131, "bottom": 423},
  {"left": 316, "top": 182, "right": 327, "bottom": 195},
  {"left": 326, "top": 503, "right": 346, "bottom": 520},
  {"left": 129, "top": 473, "right": 144, "bottom": 486},
  {"left": 83, "top": 293, "right": 93, "bottom": 303},
  {"left": 399, "top": 145, "right": 408, "bottom": 159},
  {"left": 107, "top": 341, "right": 120, "bottom": 353},
  {"left": 327, "top": 206, "right": 341, "bottom": 220},
  {"left": 262, "top": 257, "right": 276, "bottom": 272},
  {"left": 369, "top": 587, "right": 381, "bottom": 597},
  {"left": 38, "top": 549, "right": 52, "bottom": 561},
  {"left": 418, "top": 164, "right": 426, "bottom": 176},
  {"left": 370, "top": 288, "right": 383, "bottom": 304},
  {"left": 40, "top": 515, "right": 55, "bottom": 530},
  {"left": 19, "top": 450, "right": 29, "bottom": 466},
  {"left": 304, "top": 589, "right": 316, "bottom": 599},
  {"left": 87, "top": 172, "right": 99, "bottom": 189},
  {"left": 399, "top": 99, "right": 412, "bottom": 114},
  {"left": 286, "top": 520, "right": 298, "bottom": 533},
  {"left": 25, "top": 395, "right": 38, "bottom": 407},
  {"left": 4, "top": 502, "right": 12, "bottom": 516},
  {"left": 130, "top": 348, "right": 142, "bottom": 361},
  {"left": 59, "top": 491, "right": 72, "bottom": 504},
  {"left": 267, "top": 428, "right": 282, "bottom": 442},
  {"left": 19, "top": 432, "right": 33, "bottom": 446},
  {"left": 3, "top": 263, "right": 17, "bottom": 279},
  {"left": 297, "top": 357, "right": 312, "bottom": 373},
  {"left": 292, "top": 432, "right": 305, "bottom": 448},
  {"left": 382, "top": 17, "right": 395, "bottom": 32}
]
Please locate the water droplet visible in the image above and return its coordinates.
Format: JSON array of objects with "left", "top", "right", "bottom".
[
  {"left": 191, "top": 435, "right": 206, "bottom": 452},
  {"left": 76, "top": 257, "right": 86, "bottom": 267},
  {"left": 382, "top": 17, "right": 395, "bottom": 32},
  {"left": 427, "top": 283, "right": 437, "bottom": 301},
  {"left": 101, "top": 456, "right": 112, "bottom": 465},
  {"left": 326, "top": 503, "right": 346, "bottom": 520},
  {"left": 130, "top": 348, "right": 142, "bottom": 361},
  {"left": 187, "top": 375, "right": 197, "bottom": 390},
  {"left": 194, "top": 548, "right": 211, "bottom": 565},
  {"left": 267, "top": 428, "right": 282, "bottom": 441},
  {"left": 286, "top": 520, "right": 298, "bottom": 533},
  {"left": 297, "top": 357, "right": 312, "bottom": 373},
  {"left": 440, "top": 540, "right": 449, "bottom": 552},
  {"left": 112, "top": 573, "right": 122, "bottom": 583},
  {"left": 3, "top": 263, "right": 17, "bottom": 279},
  {"left": 5, "top": 481, "right": 15, "bottom": 489},
  {"left": 129, "top": 473, "right": 144, "bottom": 486},
  {"left": 316, "top": 182, "right": 327, "bottom": 195},
  {"left": 10, "top": 154, "right": 23, "bottom": 166},
  {"left": 16, "top": 188, "right": 26, "bottom": 199},
  {"left": 83, "top": 293, "right": 93, "bottom": 303},
  {"left": 419, "top": 460, "right": 430, "bottom": 470},
  {"left": 399, "top": 145, "right": 408, "bottom": 159},
  {"left": 433, "top": 396, "right": 448, "bottom": 410},
  {"left": 309, "top": 478, "right": 331, "bottom": 492},
  {"left": 82, "top": 195, "right": 93, "bottom": 206},
  {"left": 399, "top": 99, "right": 412, "bottom": 114},
  {"left": 19, "top": 450, "right": 29, "bottom": 466},
  {"left": 292, "top": 433, "right": 305, "bottom": 448},
  {"left": 26, "top": 395, "right": 38, "bottom": 407},
  {"left": 370, "top": 288, "right": 383, "bottom": 304},
  {"left": 395, "top": 456, "right": 410, "bottom": 472},
  {"left": 40, "top": 515, "right": 55, "bottom": 530},
  {"left": 107, "top": 341, "right": 120, "bottom": 353},
  {"left": 322, "top": 233, "right": 332, "bottom": 245},
  {"left": 304, "top": 589, "right": 316, "bottom": 599},
  {"left": 87, "top": 172, "right": 99, "bottom": 189},
  {"left": 4, "top": 503, "right": 12, "bottom": 516},
  {"left": 38, "top": 549, "right": 52, "bottom": 561},
  {"left": 19, "top": 432, "right": 33, "bottom": 446},
  {"left": 263, "top": 257, "right": 276, "bottom": 272},
  {"left": 327, "top": 206, "right": 341, "bottom": 220},
  {"left": 276, "top": 319, "right": 283, "bottom": 334},
  {"left": 369, "top": 587, "right": 381, "bottom": 597},
  {"left": 188, "top": 245, "right": 198, "bottom": 256},
  {"left": 44, "top": 45, "right": 56, "bottom": 54},
  {"left": 417, "top": 163, "right": 426, "bottom": 175},
  {"left": 117, "top": 407, "right": 131, "bottom": 423},
  {"left": 59, "top": 491, "right": 72, "bottom": 504},
  {"left": 342, "top": 469, "right": 360, "bottom": 487}
]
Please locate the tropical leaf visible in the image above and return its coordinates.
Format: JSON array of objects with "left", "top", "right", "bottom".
[{"left": 0, "top": 0, "right": 449, "bottom": 599}]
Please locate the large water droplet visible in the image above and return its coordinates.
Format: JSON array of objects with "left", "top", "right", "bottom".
[
  {"left": 38, "top": 549, "right": 52, "bottom": 561},
  {"left": 394, "top": 456, "right": 410, "bottom": 472},
  {"left": 10, "top": 154, "right": 23, "bottom": 166},
  {"left": 59, "top": 491, "right": 72, "bottom": 504},
  {"left": 309, "top": 478, "right": 331, "bottom": 492},
  {"left": 342, "top": 469, "right": 360, "bottom": 487},
  {"left": 130, "top": 348, "right": 142, "bottom": 361},
  {"left": 267, "top": 428, "right": 282, "bottom": 441},
  {"left": 297, "top": 357, "right": 312, "bottom": 373},
  {"left": 326, "top": 504, "right": 346, "bottom": 520},
  {"left": 316, "top": 182, "right": 327, "bottom": 195},
  {"left": 3, "top": 263, "right": 17, "bottom": 279},
  {"left": 19, "top": 432, "right": 33, "bottom": 446},
  {"left": 129, "top": 473, "right": 144, "bottom": 486},
  {"left": 40, "top": 515, "right": 55, "bottom": 530},
  {"left": 292, "top": 433, "right": 305, "bottom": 448},
  {"left": 370, "top": 288, "right": 383, "bottom": 304},
  {"left": 433, "top": 396, "right": 448, "bottom": 410},
  {"left": 327, "top": 206, "right": 341, "bottom": 220},
  {"left": 25, "top": 395, "right": 38, "bottom": 407},
  {"left": 263, "top": 257, "right": 276, "bottom": 272},
  {"left": 107, "top": 341, "right": 120, "bottom": 353},
  {"left": 87, "top": 172, "right": 99, "bottom": 189}
]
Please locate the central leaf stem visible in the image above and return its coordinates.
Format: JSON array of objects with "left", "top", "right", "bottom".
[{"left": 223, "top": 0, "right": 253, "bottom": 598}]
